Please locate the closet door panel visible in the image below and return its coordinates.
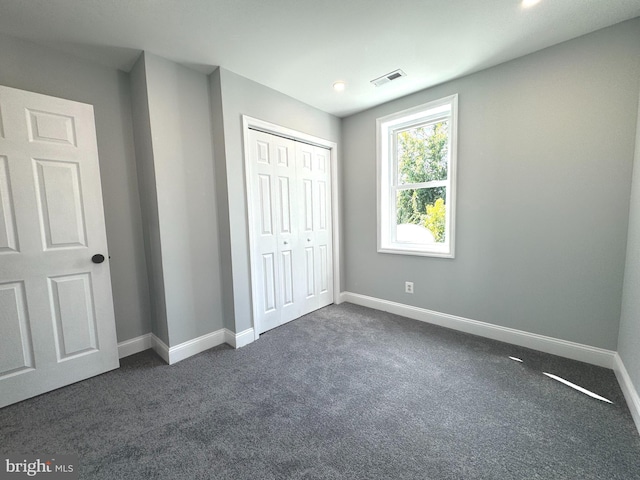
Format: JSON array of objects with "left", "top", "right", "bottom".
[
  {"left": 294, "top": 143, "right": 333, "bottom": 315},
  {"left": 312, "top": 147, "right": 333, "bottom": 308},
  {"left": 249, "top": 130, "right": 281, "bottom": 333},
  {"left": 273, "top": 136, "right": 301, "bottom": 324}
]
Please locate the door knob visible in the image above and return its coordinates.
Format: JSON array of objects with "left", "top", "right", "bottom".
[
  {"left": 307, "top": 238, "right": 311, "bottom": 242},
  {"left": 283, "top": 241, "right": 289, "bottom": 245},
  {"left": 91, "top": 254, "right": 105, "bottom": 264}
]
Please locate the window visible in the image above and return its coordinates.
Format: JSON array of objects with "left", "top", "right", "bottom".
[{"left": 377, "top": 95, "right": 458, "bottom": 257}]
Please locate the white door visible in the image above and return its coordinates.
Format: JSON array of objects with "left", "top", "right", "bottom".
[
  {"left": 249, "top": 130, "right": 301, "bottom": 333},
  {"left": 0, "top": 85, "right": 119, "bottom": 408},
  {"left": 296, "top": 142, "right": 333, "bottom": 316},
  {"left": 248, "top": 129, "right": 333, "bottom": 334}
]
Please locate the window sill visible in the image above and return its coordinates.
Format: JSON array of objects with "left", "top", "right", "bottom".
[{"left": 378, "top": 245, "right": 454, "bottom": 259}]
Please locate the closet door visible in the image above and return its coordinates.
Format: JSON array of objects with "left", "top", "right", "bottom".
[
  {"left": 248, "top": 128, "right": 333, "bottom": 335},
  {"left": 248, "top": 130, "right": 301, "bottom": 333}
]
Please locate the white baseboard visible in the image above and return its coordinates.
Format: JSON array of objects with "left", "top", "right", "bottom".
[
  {"left": 166, "top": 330, "right": 226, "bottom": 365},
  {"left": 224, "top": 328, "right": 255, "bottom": 348},
  {"left": 118, "top": 334, "right": 152, "bottom": 359},
  {"left": 121, "top": 327, "right": 255, "bottom": 365},
  {"left": 613, "top": 353, "right": 640, "bottom": 435},
  {"left": 341, "top": 292, "right": 616, "bottom": 368},
  {"left": 151, "top": 334, "right": 170, "bottom": 364}
]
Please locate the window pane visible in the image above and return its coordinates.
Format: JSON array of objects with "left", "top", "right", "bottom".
[
  {"left": 396, "top": 188, "right": 447, "bottom": 244},
  {"left": 396, "top": 121, "right": 449, "bottom": 185}
]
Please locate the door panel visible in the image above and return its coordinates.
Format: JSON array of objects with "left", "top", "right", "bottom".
[
  {"left": 26, "top": 109, "right": 77, "bottom": 146},
  {"left": 258, "top": 174, "right": 273, "bottom": 235},
  {"left": 33, "top": 159, "right": 87, "bottom": 249},
  {"left": 0, "top": 85, "right": 118, "bottom": 408},
  {"left": 0, "top": 281, "right": 33, "bottom": 378},
  {"left": 256, "top": 140, "right": 270, "bottom": 164},
  {"left": 301, "top": 150, "right": 312, "bottom": 171},
  {"left": 281, "top": 250, "right": 294, "bottom": 306},
  {"left": 303, "top": 179, "right": 313, "bottom": 232},
  {"left": 318, "top": 180, "right": 327, "bottom": 231},
  {"left": 48, "top": 273, "right": 98, "bottom": 360},
  {"left": 278, "top": 176, "right": 291, "bottom": 234},
  {"left": 277, "top": 145, "right": 289, "bottom": 167},
  {"left": 261, "top": 253, "right": 277, "bottom": 313},
  {"left": 304, "top": 247, "right": 315, "bottom": 299},
  {"left": 0, "top": 156, "right": 19, "bottom": 253},
  {"left": 319, "top": 245, "right": 328, "bottom": 294}
]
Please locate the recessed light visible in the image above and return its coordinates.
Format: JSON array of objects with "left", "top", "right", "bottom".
[
  {"left": 333, "top": 81, "right": 346, "bottom": 92},
  {"left": 522, "top": 0, "right": 541, "bottom": 8}
]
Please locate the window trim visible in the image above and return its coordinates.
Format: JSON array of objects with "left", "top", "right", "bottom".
[{"left": 376, "top": 94, "right": 458, "bottom": 258}]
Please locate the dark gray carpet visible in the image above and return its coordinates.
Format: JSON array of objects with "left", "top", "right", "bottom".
[{"left": 1, "top": 303, "right": 639, "bottom": 479}]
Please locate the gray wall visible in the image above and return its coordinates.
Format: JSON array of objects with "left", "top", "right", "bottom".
[
  {"left": 138, "top": 53, "right": 225, "bottom": 346},
  {"left": 342, "top": 19, "right": 640, "bottom": 350},
  {"left": 0, "top": 33, "right": 151, "bottom": 343},
  {"left": 209, "top": 69, "right": 236, "bottom": 332},
  {"left": 619, "top": 87, "right": 640, "bottom": 397},
  {"left": 212, "top": 68, "right": 342, "bottom": 333},
  {"left": 130, "top": 53, "right": 169, "bottom": 344}
]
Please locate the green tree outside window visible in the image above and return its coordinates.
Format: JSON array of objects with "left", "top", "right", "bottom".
[{"left": 396, "top": 121, "right": 449, "bottom": 242}]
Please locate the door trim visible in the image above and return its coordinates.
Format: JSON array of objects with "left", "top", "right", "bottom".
[{"left": 242, "top": 115, "right": 341, "bottom": 340}]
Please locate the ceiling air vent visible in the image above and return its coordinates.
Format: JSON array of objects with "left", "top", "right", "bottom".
[{"left": 371, "top": 69, "right": 406, "bottom": 87}]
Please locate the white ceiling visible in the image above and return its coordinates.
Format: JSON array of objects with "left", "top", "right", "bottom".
[{"left": 0, "top": 0, "right": 638, "bottom": 117}]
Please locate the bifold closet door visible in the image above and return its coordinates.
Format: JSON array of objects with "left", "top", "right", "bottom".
[{"left": 248, "top": 129, "right": 333, "bottom": 335}]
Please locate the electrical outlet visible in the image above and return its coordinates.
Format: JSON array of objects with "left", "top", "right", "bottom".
[{"left": 405, "top": 281, "right": 414, "bottom": 294}]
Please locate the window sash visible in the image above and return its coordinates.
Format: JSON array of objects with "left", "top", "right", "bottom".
[
  {"left": 391, "top": 119, "right": 450, "bottom": 187},
  {"left": 390, "top": 186, "right": 450, "bottom": 243}
]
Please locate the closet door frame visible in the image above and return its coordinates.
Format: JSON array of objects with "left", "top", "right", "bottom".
[{"left": 243, "top": 115, "right": 341, "bottom": 340}]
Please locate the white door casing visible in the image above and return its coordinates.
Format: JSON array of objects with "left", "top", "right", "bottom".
[
  {"left": 0, "top": 85, "right": 118, "bottom": 408},
  {"left": 245, "top": 120, "right": 337, "bottom": 336}
]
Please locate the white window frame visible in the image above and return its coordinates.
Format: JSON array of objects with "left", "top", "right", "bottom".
[{"left": 377, "top": 94, "right": 458, "bottom": 258}]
